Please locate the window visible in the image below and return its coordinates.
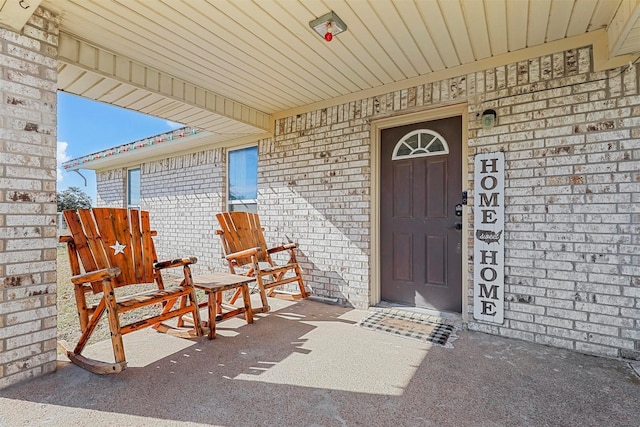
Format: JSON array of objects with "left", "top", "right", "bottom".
[
  {"left": 392, "top": 129, "right": 449, "bottom": 160},
  {"left": 228, "top": 146, "right": 258, "bottom": 213},
  {"left": 127, "top": 167, "right": 140, "bottom": 208}
]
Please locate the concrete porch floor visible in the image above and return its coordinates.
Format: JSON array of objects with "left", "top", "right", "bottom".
[{"left": 1, "top": 297, "right": 639, "bottom": 427}]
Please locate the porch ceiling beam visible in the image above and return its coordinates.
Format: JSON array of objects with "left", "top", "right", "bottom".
[
  {"left": 57, "top": 31, "right": 271, "bottom": 133},
  {"left": 607, "top": 0, "right": 640, "bottom": 57},
  {"left": 0, "top": 0, "right": 42, "bottom": 32}
]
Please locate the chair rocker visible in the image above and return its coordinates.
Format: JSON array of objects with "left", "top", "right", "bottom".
[
  {"left": 59, "top": 208, "right": 203, "bottom": 374},
  {"left": 216, "top": 212, "right": 308, "bottom": 313}
]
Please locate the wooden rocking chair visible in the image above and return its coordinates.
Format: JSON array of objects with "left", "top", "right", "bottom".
[
  {"left": 216, "top": 212, "right": 308, "bottom": 313},
  {"left": 58, "top": 208, "right": 203, "bottom": 374}
]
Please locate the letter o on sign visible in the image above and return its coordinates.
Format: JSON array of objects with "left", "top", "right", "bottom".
[
  {"left": 480, "top": 267, "right": 497, "bottom": 282},
  {"left": 481, "top": 175, "right": 498, "bottom": 190}
]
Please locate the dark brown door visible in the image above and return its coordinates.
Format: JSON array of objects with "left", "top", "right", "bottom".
[{"left": 380, "top": 116, "right": 462, "bottom": 312}]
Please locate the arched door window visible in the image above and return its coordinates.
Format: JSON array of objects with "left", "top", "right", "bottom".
[{"left": 392, "top": 129, "right": 449, "bottom": 160}]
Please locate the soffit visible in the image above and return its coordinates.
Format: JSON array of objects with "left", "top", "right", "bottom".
[{"left": 43, "top": 0, "right": 639, "bottom": 129}]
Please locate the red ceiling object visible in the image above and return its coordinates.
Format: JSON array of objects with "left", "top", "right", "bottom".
[{"left": 310, "top": 11, "right": 347, "bottom": 42}]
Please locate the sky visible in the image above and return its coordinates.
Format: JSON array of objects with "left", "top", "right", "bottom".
[{"left": 56, "top": 92, "right": 183, "bottom": 204}]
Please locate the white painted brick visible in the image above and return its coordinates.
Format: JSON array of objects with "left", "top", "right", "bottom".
[
  {"left": 574, "top": 321, "right": 619, "bottom": 336},
  {"left": 584, "top": 334, "right": 634, "bottom": 350},
  {"left": 593, "top": 294, "right": 634, "bottom": 307},
  {"left": 503, "top": 310, "right": 534, "bottom": 322},
  {"left": 535, "top": 335, "right": 574, "bottom": 350},
  {"left": 507, "top": 302, "right": 546, "bottom": 315},
  {"left": 467, "top": 322, "right": 501, "bottom": 335},
  {"left": 576, "top": 302, "right": 619, "bottom": 316},
  {"left": 575, "top": 342, "right": 620, "bottom": 358},
  {"left": 621, "top": 308, "right": 640, "bottom": 319},
  {"left": 621, "top": 328, "right": 640, "bottom": 340},
  {"left": 547, "top": 307, "right": 588, "bottom": 321},
  {"left": 576, "top": 282, "right": 621, "bottom": 295},
  {"left": 623, "top": 287, "right": 640, "bottom": 298},
  {"left": 534, "top": 297, "right": 574, "bottom": 309},
  {"left": 509, "top": 320, "right": 546, "bottom": 334},
  {"left": 589, "top": 313, "right": 634, "bottom": 328},
  {"left": 587, "top": 273, "right": 629, "bottom": 286},
  {"left": 499, "top": 328, "right": 535, "bottom": 342}
]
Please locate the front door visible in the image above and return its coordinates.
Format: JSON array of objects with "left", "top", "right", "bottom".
[{"left": 380, "top": 116, "right": 462, "bottom": 312}]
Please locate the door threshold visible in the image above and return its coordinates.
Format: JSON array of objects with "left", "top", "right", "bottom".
[{"left": 374, "top": 301, "right": 463, "bottom": 327}]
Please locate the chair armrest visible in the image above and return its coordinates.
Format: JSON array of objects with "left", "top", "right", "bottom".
[
  {"left": 268, "top": 242, "right": 298, "bottom": 254},
  {"left": 154, "top": 257, "right": 198, "bottom": 270},
  {"left": 225, "top": 247, "right": 261, "bottom": 261},
  {"left": 71, "top": 267, "right": 121, "bottom": 285},
  {"left": 59, "top": 235, "right": 73, "bottom": 244}
]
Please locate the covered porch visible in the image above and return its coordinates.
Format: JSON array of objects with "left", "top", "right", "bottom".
[
  {"left": 1, "top": 295, "right": 639, "bottom": 425},
  {"left": 2, "top": 0, "right": 640, "bottom": 389}
]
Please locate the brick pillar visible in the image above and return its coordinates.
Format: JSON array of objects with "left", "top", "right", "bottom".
[{"left": 0, "top": 8, "right": 59, "bottom": 388}]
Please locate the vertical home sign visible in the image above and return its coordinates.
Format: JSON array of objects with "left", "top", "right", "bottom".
[{"left": 473, "top": 152, "right": 505, "bottom": 324}]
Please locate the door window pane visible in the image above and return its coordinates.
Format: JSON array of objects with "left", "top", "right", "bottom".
[{"left": 392, "top": 129, "right": 449, "bottom": 160}]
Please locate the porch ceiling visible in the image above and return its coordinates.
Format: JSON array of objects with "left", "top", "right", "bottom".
[{"left": 42, "top": 0, "right": 640, "bottom": 137}]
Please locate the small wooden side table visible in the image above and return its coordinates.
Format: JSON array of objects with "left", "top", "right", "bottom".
[{"left": 192, "top": 272, "right": 256, "bottom": 339}]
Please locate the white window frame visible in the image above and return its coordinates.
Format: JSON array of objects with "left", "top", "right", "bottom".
[
  {"left": 227, "top": 145, "right": 258, "bottom": 213},
  {"left": 392, "top": 129, "right": 449, "bottom": 160},
  {"left": 127, "top": 167, "right": 141, "bottom": 208}
]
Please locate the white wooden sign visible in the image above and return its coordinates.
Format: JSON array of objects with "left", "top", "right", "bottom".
[{"left": 473, "top": 152, "right": 505, "bottom": 324}]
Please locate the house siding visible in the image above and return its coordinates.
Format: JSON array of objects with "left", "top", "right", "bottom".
[
  {"left": 96, "top": 46, "right": 640, "bottom": 360},
  {"left": 141, "top": 149, "right": 226, "bottom": 275},
  {"left": 96, "top": 168, "right": 125, "bottom": 207},
  {"left": 263, "top": 110, "right": 372, "bottom": 307},
  {"left": 0, "top": 9, "right": 59, "bottom": 388},
  {"left": 466, "top": 50, "right": 640, "bottom": 359},
  {"left": 96, "top": 148, "right": 228, "bottom": 276}
]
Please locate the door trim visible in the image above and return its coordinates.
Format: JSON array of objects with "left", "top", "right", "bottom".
[{"left": 370, "top": 104, "right": 469, "bottom": 321}]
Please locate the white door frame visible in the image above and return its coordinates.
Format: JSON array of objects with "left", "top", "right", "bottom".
[{"left": 370, "top": 103, "right": 469, "bottom": 321}]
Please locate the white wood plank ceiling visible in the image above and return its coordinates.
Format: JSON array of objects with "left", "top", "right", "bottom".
[{"left": 42, "top": 0, "right": 640, "bottom": 137}]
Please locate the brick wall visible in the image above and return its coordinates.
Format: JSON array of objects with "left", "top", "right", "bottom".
[
  {"left": 97, "top": 149, "right": 227, "bottom": 276},
  {"left": 96, "top": 45, "right": 640, "bottom": 359},
  {"left": 268, "top": 46, "right": 639, "bottom": 358},
  {"left": 262, "top": 112, "right": 371, "bottom": 307},
  {"left": 96, "top": 168, "right": 125, "bottom": 207},
  {"left": 142, "top": 149, "right": 226, "bottom": 275},
  {"left": 0, "top": 9, "right": 59, "bottom": 388},
  {"left": 466, "top": 49, "right": 640, "bottom": 359}
]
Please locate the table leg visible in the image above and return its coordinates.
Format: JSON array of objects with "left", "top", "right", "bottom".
[
  {"left": 241, "top": 284, "right": 254, "bottom": 324},
  {"left": 207, "top": 291, "right": 216, "bottom": 339}
]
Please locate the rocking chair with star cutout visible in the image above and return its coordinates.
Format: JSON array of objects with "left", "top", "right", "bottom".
[{"left": 58, "top": 208, "right": 203, "bottom": 374}]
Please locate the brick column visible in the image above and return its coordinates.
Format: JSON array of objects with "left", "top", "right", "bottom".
[{"left": 0, "top": 8, "right": 59, "bottom": 388}]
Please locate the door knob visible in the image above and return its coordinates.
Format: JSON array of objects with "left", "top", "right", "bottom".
[{"left": 449, "top": 222, "right": 462, "bottom": 230}]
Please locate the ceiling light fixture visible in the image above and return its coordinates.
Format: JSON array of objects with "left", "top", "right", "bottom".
[{"left": 309, "top": 11, "right": 347, "bottom": 42}]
